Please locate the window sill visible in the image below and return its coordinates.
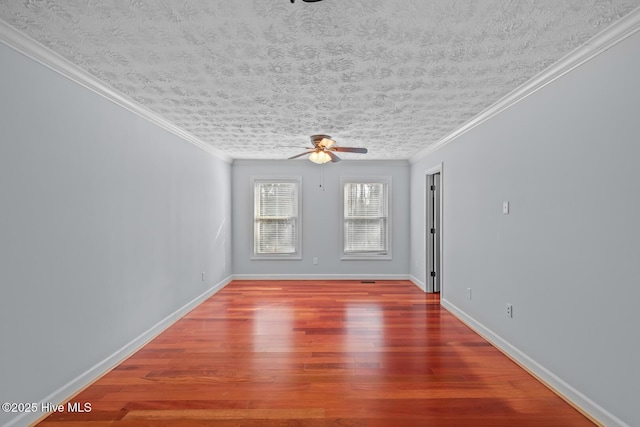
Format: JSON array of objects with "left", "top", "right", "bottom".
[
  {"left": 251, "top": 254, "right": 302, "bottom": 261},
  {"left": 341, "top": 254, "right": 392, "bottom": 261}
]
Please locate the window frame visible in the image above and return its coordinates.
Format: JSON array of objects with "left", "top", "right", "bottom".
[
  {"left": 251, "top": 176, "right": 302, "bottom": 260},
  {"left": 340, "top": 176, "right": 392, "bottom": 260}
]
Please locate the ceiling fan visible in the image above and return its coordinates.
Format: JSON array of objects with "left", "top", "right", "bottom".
[{"left": 288, "top": 135, "right": 368, "bottom": 164}]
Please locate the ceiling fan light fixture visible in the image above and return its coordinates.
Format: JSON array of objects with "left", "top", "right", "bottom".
[{"left": 309, "top": 150, "right": 331, "bottom": 164}]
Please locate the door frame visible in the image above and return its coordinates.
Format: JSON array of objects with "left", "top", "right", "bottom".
[{"left": 425, "top": 163, "right": 444, "bottom": 294}]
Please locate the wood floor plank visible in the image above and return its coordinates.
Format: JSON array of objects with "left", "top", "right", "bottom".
[{"left": 35, "top": 280, "right": 594, "bottom": 426}]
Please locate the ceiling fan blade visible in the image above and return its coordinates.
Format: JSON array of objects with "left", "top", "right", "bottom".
[
  {"left": 326, "top": 151, "right": 341, "bottom": 162},
  {"left": 331, "top": 147, "right": 368, "bottom": 153},
  {"left": 288, "top": 151, "right": 312, "bottom": 160}
]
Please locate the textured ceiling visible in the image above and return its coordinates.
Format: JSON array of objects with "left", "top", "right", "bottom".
[{"left": 1, "top": 0, "right": 639, "bottom": 160}]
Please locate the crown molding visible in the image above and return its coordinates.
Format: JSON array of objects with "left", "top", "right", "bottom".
[
  {"left": 0, "top": 18, "right": 232, "bottom": 164},
  {"left": 410, "top": 5, "right": 640, "bottom": 164},
  {"left": 232, "top": 159, "right": 409, "bottom": 166}
]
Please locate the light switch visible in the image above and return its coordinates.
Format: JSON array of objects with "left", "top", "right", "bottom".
[{"left": 502, "top": 201, "right": 510, "bottom": 214}]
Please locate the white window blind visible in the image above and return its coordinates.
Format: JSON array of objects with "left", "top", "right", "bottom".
[
  {"left": 343, "top": 181, "right": 389, "bottom": 255},
  {"left": 254, "top": 180, "right": 300, "bottom": 256}
]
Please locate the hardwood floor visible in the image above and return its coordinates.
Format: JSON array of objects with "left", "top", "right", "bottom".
[{"left": 36, "top": 280, "right": 594, "bottom": 426}]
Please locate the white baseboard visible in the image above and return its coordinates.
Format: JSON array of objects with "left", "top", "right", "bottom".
[
  {"left": 7, "top": 276, "right": 232, "bottom": 427},
  {"left": 231, "top": 273, "right": 411, "bottom": 281},
  {"left": 440, "top": 298, "right": 626, "bottom": 427},
  {"left": 409, "top": 275, "right": 426, "bottom": 292}
]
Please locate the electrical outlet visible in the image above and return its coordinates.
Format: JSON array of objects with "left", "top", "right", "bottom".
[
  {"left": 506, "top": 303, "right": 513, "bottom": 318},
  {"left": 313, "top": 257, "right": 318, "bottom": 265},
  {"left": 503, "top": 201, "right": 510, "bottom": 214},
  {"left": 467, "top": 288, "right": 472, "bottom": 300},
  {"left": 202, "top": 272, "right": 205, "bottom": 282}
]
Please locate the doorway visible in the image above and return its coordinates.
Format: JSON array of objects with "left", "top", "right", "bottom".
[{"left": 426, "top": 165, "right": 443, "bottom": 293}]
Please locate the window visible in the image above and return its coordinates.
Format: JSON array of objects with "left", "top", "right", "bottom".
[
  {"left": 342, "top": 177, "right": 391, "bottom": 259},
  {"left": 253, "top": 177, "right": 301, "bottom": 259}
]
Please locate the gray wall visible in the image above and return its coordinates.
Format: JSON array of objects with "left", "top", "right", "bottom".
[
  {"left": 0, "top": 44, "right": 232, "bottom": 426},
  {"left": 410, "top": 31, "right": 640, "bottom": 426},
  {"left": 232, "top": 160, "right": 410, "bottom": 278}
]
